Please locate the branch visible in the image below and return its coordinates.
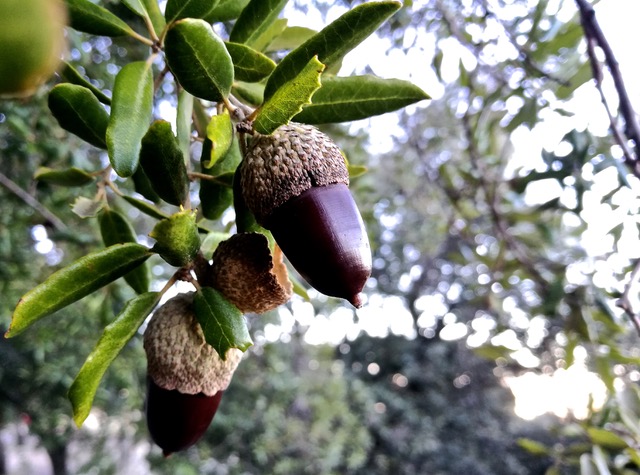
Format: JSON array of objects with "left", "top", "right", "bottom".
[
  {"left": 0, "top": 171, "right": 67, "bottom": 231},
  {"left": 575, "top": 0, "right": 640, "bottom": 173},
  {"left": 616, "top": 259, "right": 640, "bottom": 336}
]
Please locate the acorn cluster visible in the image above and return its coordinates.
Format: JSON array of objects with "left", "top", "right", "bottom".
[{"left": 143, "top": 123, "right": 371, "bottom": 455}]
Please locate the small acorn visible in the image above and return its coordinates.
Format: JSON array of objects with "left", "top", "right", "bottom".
[
  {"left": 240, "top": 123, "right": 371, "bottom": 307},
  {"left": 143, "top": 292, "right": 242, "bottom": 456}
]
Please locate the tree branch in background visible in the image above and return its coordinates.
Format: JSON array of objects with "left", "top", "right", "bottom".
[
  {"left": 0, "top": 171, "right": 67, "bottom": 231},
  {"left": 575, "top": 0, "right": 640, "bottom": 334}
]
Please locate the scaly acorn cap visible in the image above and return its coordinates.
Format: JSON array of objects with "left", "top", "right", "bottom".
[
  {"left": 240, "top": 123, "right": 349, "bottom": 225},
  {"left": 210, "top": 232, "right": 292, "bottom": 314},
  {"left": 143, "top": 292, "right": 242, "bottom": 396}
]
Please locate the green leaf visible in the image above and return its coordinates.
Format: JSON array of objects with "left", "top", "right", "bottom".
[
  {"left": 348, "top": 164, "right": 368, "bottom": 179},
  {"left": 106, "top": 61, "right": 154, "bottom": 177},
  {"left": 139, "top": 120, "right": 189, "bottom": 206},
  {"left": 266, "top": 25, "right": 317, "bottom": 52},
  {"left": 34, "top": 167, "right": 94, "bottom": 187},
  {"left": 229, "top": 0, "right": 287, "bottom": 47},
  {"left": 263, "top": 1, "right": 401, "bottom": 102},
  {"left": 149, "top": 209, "right": 200, "bottom": 267},
  {"left": 122, "top": 195, "right": 169, "bottom": 220},
  {"left": 141, "top": 0, "right": 166, "bottom": 36},
  {"left": 224, "top": 42, "right": 276, "bottom": 83},
  {"left": 99, "top": 209, "right": 150, "bottom": 294},
  {"left": 48, "top": 84, "right": 110, "bottom": 149},
  {"left": 253, "top": 56, "right": 324, "bottom": 135},
  {"left": 65, "top": 0, "right": 136, "bottom": 37},
  {"left": 5, "top": 243, "right": 152, "bottom": 337},
  {"left": 232, "top": 81, "right": 264, "bottom": 106},
  {"left": 193, "top": 287, "right": 252, "bottom": 359},
  {"left": 587, "top": 428, "right": 628, "bottom": 451},
  {"left": 69, "top": 291, "right": 159, "bottom": 426},
  {"left": 294, "top": 75, "right": 430, "bottom": 124},
  {"left": 121, "top": 0, "right": 147, "bottom": 18},
  {"left": 200, "top": 137, "right": 242, "bottom": 220},
  {"left": 165, "top": 0, "right": 220, "bottom": 22},
  {"left": 60, "top": 62, "right": 111, "bottom": 105},
  {"left": 203, "top": 0, "right": 249, "bottom": 22},
  {"left": 164, "top": 18, "right": 234, "bottom": 102},
  {"left": 249, "top": 18, "right": 287, "bottom": 53},
  {"left": 204, "top": 112, "right": 233, "bottom": 168},
  {"left": 132, "top": 164, "right": 161, "bottom": 203},
  {"left": 200, "top": 231, "right": 232, "bottom": 257},
  {"left": 516, "top": 438, "right": 549, "bottom": 456}
]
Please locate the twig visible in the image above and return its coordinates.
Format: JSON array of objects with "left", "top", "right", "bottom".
[
  {"left": 616, "top": 259, "right": 640, "bottom": 335},
  {"left": 0, "top": 171, "right": 67, "bottom": 231}
]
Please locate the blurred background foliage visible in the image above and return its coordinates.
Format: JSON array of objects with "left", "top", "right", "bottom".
[{"left": 2, "top": 0, "right": 640, "bottom": 474}]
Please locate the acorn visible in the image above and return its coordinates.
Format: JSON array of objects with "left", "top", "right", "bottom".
[
  {"left": 143, "top": 292, "right": 242, "bottom": 456},
  {"left": 239, "top": 123, "right": 371, "bottom": 307}
]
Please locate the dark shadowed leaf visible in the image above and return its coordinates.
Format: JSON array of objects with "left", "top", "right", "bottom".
[
  {"left": 65, "top": 0, "right": 136, "bottom": 37},
  {"left": 48, "top": 83, "right": 109, "bottom": 149},
  {"left": 224, "top": 42, "right": 276, "bottom": 83},
  {"left": 194, "top": 287, "right": 252, "bottom": 359},
  {"left": 228, "top": 0, "right": 287, "bottom": 47},
  {"left": 69, "top": 291, "right": 160, "bottom": 426},
  {"left": 294, "top": 75, "right": 430, "bottom": 124},
  {"left": 5, "top": 243, "right": 152, "bottom": 337},
  {"left": 34, "top": 167, "right": 94, "bottom": 187},
  {"left": 106, "top": 61, "right": 154, "bottom": 177},
  {"left": 164, "top": 18, "right": 234, "bottom": 102}
]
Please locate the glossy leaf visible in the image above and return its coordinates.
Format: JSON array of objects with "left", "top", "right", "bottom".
[
  {"left": 165, "top": 0, "right": 219, "bottom": 23},
  {"left": 34, "top": 167, "right": 94, "bottom": 187},
  {"left": 5, "top": 243, "right": 152, "bottom": 337},
  {"left": 294, "top": 75, "right": 430, "bottom": 124},
  {"left": 204, "top": 112, "right": 233, "bottom": 168},
  {"left": 106, "top": 61, "right": 154, "bottom": 177},
  {"left": 141, "top": 0, "right": 166, "bottom": 36},
  {"left": 61, "top": 62, "right": 111, "bottom": 105},
  {"left": 224, "top": 42, "right": 276, "bottom": 83},
  {"left": 164, "top": 19, "right": 234, "bottom": 102},
  {"left": 228, "top": 0, "right": 287, "bottom": 47},
  {"left": 139, "top": 120, "right": 189, "bottom": 206},
  {"left": 121, "top": 0, "right": 147, "bottom": 18},
  {"left": 193, "top": 287, "right": 252, "bottom": 359},
  {"left": 149, "top": 209, "right": 200, "bottom": 267},
  {"left": 203, "top": 0, "right": 249, "bottom": 23},
  {"left": 253, "top": 56, "right": 324, "bottom": 135},
  {"left": 48, "top": 84, "right": 110, "bottom": 149},
  {"left": 99, "top": 209, "right": 150, "bottom": 294},
  {"left": 200, "top": 137, "right": 242, "bottom": 220},
  {"left": 176, "top": 90, "right": 193, "bottom": 162},
  {"left": 69, "top": 291, "right": 160, "bottom": 426},
  {"left": 65, "top": 0, "right": 136, "bottom": 37},
  {"left": 263, "top": 1, "right": 401, "bottom": 102}
]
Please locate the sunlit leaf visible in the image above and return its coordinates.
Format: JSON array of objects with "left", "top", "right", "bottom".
[
  {"left": 204, "top": 112, "right": 233, "bottom": 168},
  {"left": 69, "top": 291, "right": 160, "bottom": 426},
  {"left": 228, "top": 0, "right": 288, "bottom": 47},
  {"left": 5, "top": 243, "right": 152, "bottom": 337},
  {"left": 176, "top": 90, "right": 193, "bottom": 162},
  {"left": 34, "top": 166, "right": 94, "bottom": 187},
  {"left": 139, "top": 120, "right": 189, "bottom": 206},
  {"left": 516, "top": 438, "right": 549, "bottom": 456},
  {"left": 203, "top": 0, "right": 249, "bottom": 22},
  {"left": 99, "top": 209, "right": 150, "bottom": 294},
  {"left": 164, "top": 18, "right": 234, "bottom": 102},
  {"left": 294, "top": 75, "right": 429, "bottom": 124},
  {"left": 149, "top": 209, "right": 200, "bottom": 267},
  {"left": 106, "top": 61, "right": 154, "bottom": 177},
  {"left": 121, "top": 0, "right": 147, "bottom": 18},
  {"left": 65, "top": 0, "right": 136, "bottom": 37},
  {"left": 193, "top": 287, "right": 252, "bottom": 359},
  {"left": 253, "top": 55, "right": 324, "bottom": 135},
  {"left": 266, "top": 26, "right": 316, "bottom": 52},
  {"left": 586, "top": 428, "right": 628, "bottom": 451},
  {"left": 263, "top": 1, "right": 401, "bottom": 102},
  {"left": 224, "top": 42, "right": 276, "bottom": 82},
  {"left": 141, "top": 0, "right": 165, "bottom": 35}
]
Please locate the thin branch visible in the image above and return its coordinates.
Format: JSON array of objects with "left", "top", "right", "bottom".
[
  {"left": 0, "top": 171, "right": 67, "bottom": 231},
  {"left": 616, "top": 259, "right": 640, "bottom": 335}
]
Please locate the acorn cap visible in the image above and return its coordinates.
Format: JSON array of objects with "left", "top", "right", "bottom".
[
  {"left": 240, "top": 123, "right": 349, "bottom": 225},
  {"left": 211, "top": 232, "right": 292, "bottom": 314},
  {"left": 143, "top": 292, "right": 242, "bottom": 396}
]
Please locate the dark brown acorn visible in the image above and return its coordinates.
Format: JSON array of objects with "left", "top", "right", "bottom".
[
  {"left": 239, "top": 123, "right": 371, "bottom": 307},
  {"left": 143, "top": 292, "right": 242, "bottom": 456}
]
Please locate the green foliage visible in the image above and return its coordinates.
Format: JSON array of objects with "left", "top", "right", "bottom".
[
  {"left": 65, "top": 0, "right": 136, "bottom": 37},
  {"left": 149, "top": 209, "right": 200, "bottom": 267},
  {"left": 193, "top": 287, "right": 252, "bottom": 358}
]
